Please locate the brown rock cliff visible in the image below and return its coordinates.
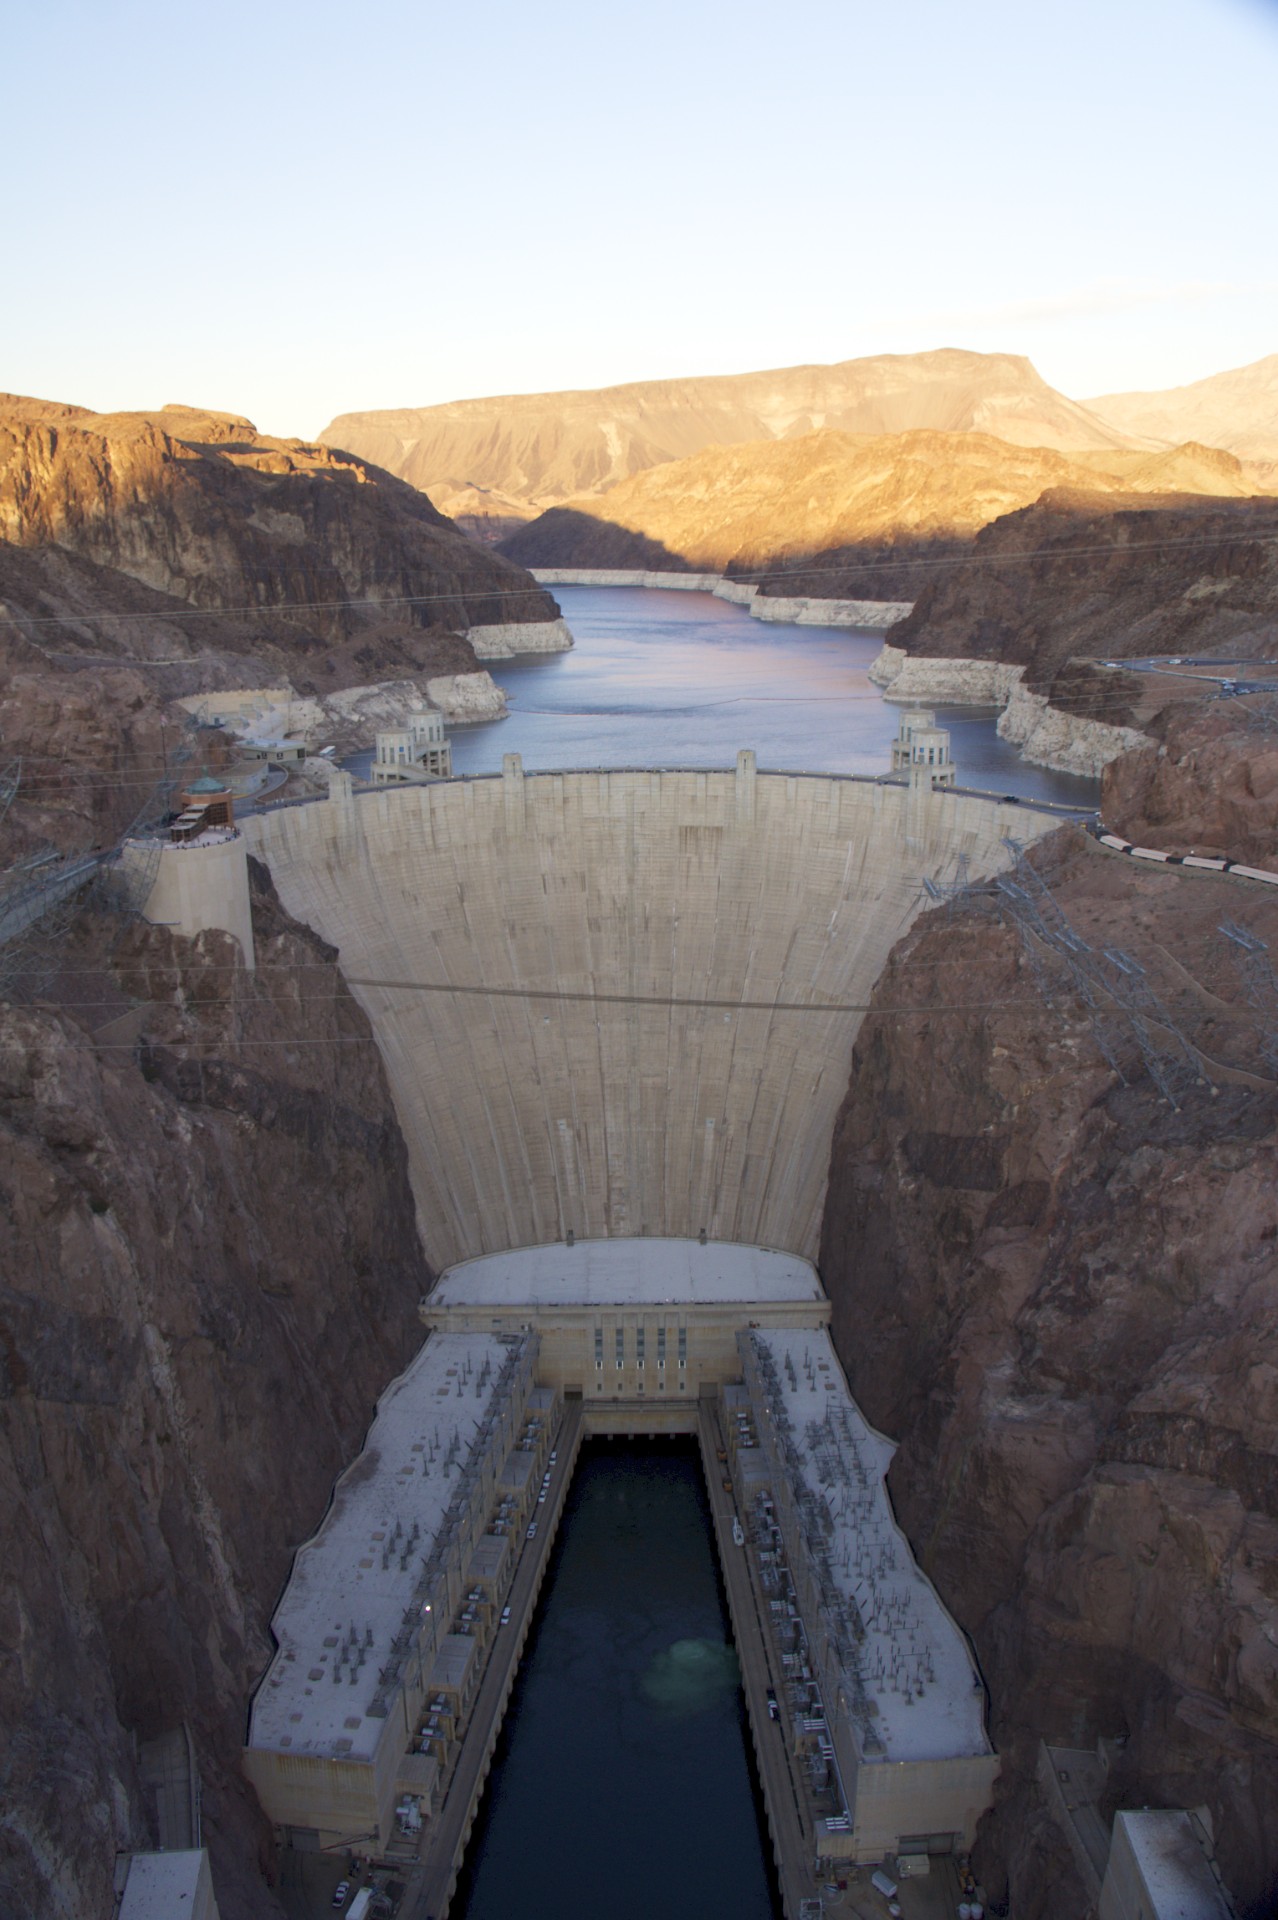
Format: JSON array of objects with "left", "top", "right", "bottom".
[
  {"left": 0, "top": 398, "right": 559, "bottom": 643},
  {"left": 0, "top": 868, "right": 431, "bottom": 1918},
  {"left": 497, "top": 431, "right": 1262, "bottom": 610},
  {"left": 321, "top": 349, "right": 1140, "bottom": 528},
  {"left": 819, "top": 816, "right": 1278, "bottom": 1917},
  {"left": 887, "top": 492, "right": 1278, "bottom": 699}
]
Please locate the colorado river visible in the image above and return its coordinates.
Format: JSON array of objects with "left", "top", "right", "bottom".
[
  {"left": 450, "top": 1441, "right": 776, "bottom": 1920},
  {"left": 443, "top": 586, "right": 1098, "bottom": 807}
]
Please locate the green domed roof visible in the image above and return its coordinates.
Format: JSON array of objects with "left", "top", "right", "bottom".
[{"left": 188, "top": 774, "right": 228, "bottom": 793}]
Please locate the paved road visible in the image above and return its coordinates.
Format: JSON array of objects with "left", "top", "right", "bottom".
[
  {"left": 697, "top": 1403, "right": 817, "bottom": 1920},
  {"left": 404, "top": 1399, "right": 584, "bottom": 1920}
]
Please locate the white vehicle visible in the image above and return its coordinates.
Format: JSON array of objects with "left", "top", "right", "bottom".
[
  {"left": 500, "top": 1605, "right": 511, "bottom": 1625},
  {"left": 549, "top": 1450, "right": 557, "bottom": 1464},
  {"left": 527, "top": 1522, "right": 537, "bottom": 1540},
  {"left": 347, "top": 1892, "right": 374, "bottom": 1920}
]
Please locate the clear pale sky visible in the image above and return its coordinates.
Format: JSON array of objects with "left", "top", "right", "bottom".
[{"left": 6, "top": 0, "right": 1276, "bottom": 438}]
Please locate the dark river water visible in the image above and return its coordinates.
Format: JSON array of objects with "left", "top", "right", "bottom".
[
  {"left": 451, "top": 1442, "right": 777, "bottom": 1920},
  {"left": 429, "top": 586, "right": 1098, "bottom": 807}
]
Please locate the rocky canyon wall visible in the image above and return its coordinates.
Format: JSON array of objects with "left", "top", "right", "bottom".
[
  {"left": 0, "top": 398, "right": 561, "bottom": 645},
  {"left": 0, "top": 868, "right": 430, "bottom": 1919},
  {"left": 818, "top": 799, "right": 1278, "bottom": 1917}
]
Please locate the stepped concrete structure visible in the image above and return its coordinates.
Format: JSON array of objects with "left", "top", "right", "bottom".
[
  {"left": 243, "top": 751, "right": 1054, "bottom": 1272},
  {"left": 423, "top": 1236, "right": 831, "bottom": 1411}
]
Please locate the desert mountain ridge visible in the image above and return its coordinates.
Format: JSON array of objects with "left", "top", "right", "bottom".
[
  {"left": 497, "top": 426, "right": 1264, "bottom": 586},
  {"left": 1086, "top": 351, "right": 1278, "bottom": 464},
  {"left": 321, "top": 348, "right": 1148, "bottom": 538}
]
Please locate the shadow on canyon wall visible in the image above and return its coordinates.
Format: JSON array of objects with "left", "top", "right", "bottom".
[{"left": 497, "top": 507, "right": 972, "bottom": 605}]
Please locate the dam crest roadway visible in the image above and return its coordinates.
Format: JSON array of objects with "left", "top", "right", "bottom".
[{"left": 243, "top": 744, "right": 1071, "bottom": 1271}]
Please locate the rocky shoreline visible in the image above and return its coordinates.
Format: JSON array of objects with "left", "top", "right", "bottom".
[
  {"left": 869, "top": 642, "right": 1148, "bottom": 777},
  {"left": 529, "top": 567, "right": 912, "bottom": 630},
  {"left": 464, "top": 616, "right": 575, "bottom": 659}
]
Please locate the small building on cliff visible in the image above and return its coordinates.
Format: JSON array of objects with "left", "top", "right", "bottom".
[{"left": 238, "top": 735, "right": 308, "bottom": 765}]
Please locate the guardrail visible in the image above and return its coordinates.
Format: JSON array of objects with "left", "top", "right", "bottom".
[{"left": 262, "top": 764, "right": 1098, "bottom": 817}]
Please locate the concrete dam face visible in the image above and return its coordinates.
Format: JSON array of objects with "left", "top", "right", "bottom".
[{"left": 246, "top": 758, "right": 1041, "bottom": 1271}]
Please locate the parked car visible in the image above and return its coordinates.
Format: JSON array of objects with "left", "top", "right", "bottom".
[
  {"left": 527, "top": 1522, "right": 537, "bottom": 1540},
  {"left": 500, "top": 1605, "right": 511, "bottom": 1625},
  {"left": 332, "top": 1882, "right": 351, "bottom": 1909}
]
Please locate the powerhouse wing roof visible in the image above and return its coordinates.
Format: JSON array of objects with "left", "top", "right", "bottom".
[
  {"left": 247, "top": 1331, "right": 518, "bottom": 1763},
  {"left": 433, "top": 1236, "right": 823, "bottom": 1307},
  {"left": 747, "top": 1328, "right": 992, "bottom": 1765}
]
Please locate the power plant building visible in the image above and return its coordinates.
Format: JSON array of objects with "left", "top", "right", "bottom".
[
  {"left": 243, "top": 1331, "right": 546, "bottom": 1852},
  {"left": 422, "top": 1237, "right": 831, "bottom": 1416},
  {"left": 250, "top": 1243, "right": 999, "bottom": 1871},
  {"left": 732, "top": 1328, "right": 998, "bottom": 1862}
]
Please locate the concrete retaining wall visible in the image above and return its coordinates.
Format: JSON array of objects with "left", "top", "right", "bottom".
[
  {"left": 245, "top": 761, "right": 1049, "bottom": 1270},
  {"left": 141, "top": 834, "right": 256, "bottom": 969}
]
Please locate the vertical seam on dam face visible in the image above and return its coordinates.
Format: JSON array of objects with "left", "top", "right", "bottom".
[{"left": 245, "top": 772, "right": 1046, "bottom": 1271}]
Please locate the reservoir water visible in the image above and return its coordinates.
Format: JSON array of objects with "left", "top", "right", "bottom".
[
  {"left": 451, "top": 1441, "right": 777, "bottom": 1920},
  {"left": 434, "top": 586, "right": 1098, "bottom": 808}
]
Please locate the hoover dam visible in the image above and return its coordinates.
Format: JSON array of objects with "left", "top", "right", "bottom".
[
  {"left": 225, "top": 740, "right": 1075, "bottom": 1915},
  {"left": 243, "top": 750, "right": 1058, "bottom": 1271}
]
